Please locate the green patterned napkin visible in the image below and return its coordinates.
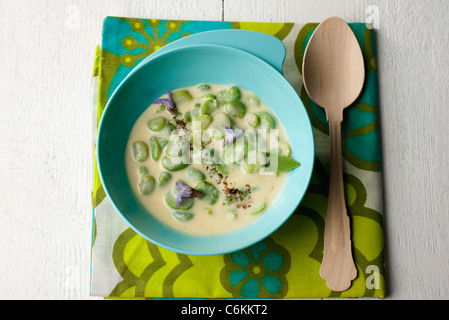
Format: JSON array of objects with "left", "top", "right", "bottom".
[{"left": 90, "top": 17, "right": 385, "bottom": 299}]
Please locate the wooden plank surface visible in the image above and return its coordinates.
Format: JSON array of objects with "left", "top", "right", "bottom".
[{"left": 0, "top": 0, "right": 448, "bottom": 299}]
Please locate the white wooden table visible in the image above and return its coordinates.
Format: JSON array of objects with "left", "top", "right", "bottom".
[{"left": 0, "top": 0, "right": 448, "bottom": 300}]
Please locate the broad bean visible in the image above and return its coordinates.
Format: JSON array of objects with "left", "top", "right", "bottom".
[
  {"left": 139, "top": 166, "right": 149, "bottom": 175},
  {"left": 197, "top": 84, "right": 211, "bottom": 91},
  {"left": 222, "top": 140, "right": 249, "bottom": 164},
  {"left": 256, "top": 111, "right": 276, "bottom": 130},
  {"left": 149, "top": 137, "right": 161, "bottom": 161},
  {"left": 131, "top": 141, "right": 149, "bottom": 162},
  {"left": 211, "top": 112, "right": 231, "bottom": 139},
  {"left": 147, "top": 117, "right": 166, "bottom": 132},
  {"left": 247, "top": 95, "right": 260, "bottom": 107},
  {"left": 200, "top": 99, "right": 218, "bottom": 115},
  {"left": 243, "top": 151, "right": 267, "bottom": 174},
  {"left": 161, "top": 155, "right": 188, "bottom": 171},
  {"left": 191, "top": 130, "right": 212, "bottom": 148},
  {"left": 279, "top": 142, "right": 292, "bottom": 157},
  {"left": 195, "top": 181, "right": 219, "bottom": 205},
  {"left": 165, "top": 191, "right": 194, "bottom": 210},
  {"left": 226, "top": 86, "right": 241, "bottom": 100},
  {"left": 139, "top": 175, "right": 155, "bottom": 195},
  {"left": 186, "top": 167, "right": 206, "bottom": 181},
  {"left": 216, "top": 163, "right": 230, "bottom": 175},
  {"left": 225, "top": 100, "right": 246, "bottom": 118},
  {"left": 171, "top": 211, "right": 194, "bottom": 222},
  {"left": 172, "top": 90, "right": 193, "bottom": 104},
  {"left": 184, "top": 111, "right": 192, "bottom": 122},
  {"left": 201, "top": 94, "right": 216, "bottom": 100},
  {"left": 245, "top": 112, "right": 259, "bottom": 128},
  {"left": 158, "top": 171, "right": 171, "bottom": 187},
  {"left": 193, "top": 115, "right": 212, "bottom": 131},
  {"left": 216, "top": 90, "right": 227, "bottom": 101}
]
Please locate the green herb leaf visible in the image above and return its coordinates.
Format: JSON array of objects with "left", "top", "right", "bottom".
[
  {"left": 265, "top": 154, "right": 301, "bottom": 172},
  {"left": 277, "top": 155, "right": 300, "bottom": 171}
]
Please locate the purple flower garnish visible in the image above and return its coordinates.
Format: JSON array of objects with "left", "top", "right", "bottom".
[
  {"left": 153, "top": 91, "right": 177, "bottom": 116},
  {"left": 223, "top": 125, "right": 244, "bottom": 145},
  {"left": 175, "top": 182, "right": 203, "bottom": 207}
]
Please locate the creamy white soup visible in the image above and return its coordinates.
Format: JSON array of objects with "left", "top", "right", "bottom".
[{"left": 125, "top": 84, "right": 299, "bottom": 236}]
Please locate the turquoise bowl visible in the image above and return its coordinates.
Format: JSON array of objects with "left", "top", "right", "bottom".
[{"left": 97, "top": 43, "right": 315, "bottom": 255}]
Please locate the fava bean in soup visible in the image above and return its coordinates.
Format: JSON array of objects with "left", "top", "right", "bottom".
[{"left": 125, "top": 84, "right": 300, "bottom": 236}]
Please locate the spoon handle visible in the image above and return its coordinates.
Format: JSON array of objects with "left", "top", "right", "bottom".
[{"left": 319, "top": 116, "right": 357, "bottom": 291}]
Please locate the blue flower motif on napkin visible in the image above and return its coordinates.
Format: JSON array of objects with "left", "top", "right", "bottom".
[{"left": 220, "top": 237, "right": 290, "bottom": 298}]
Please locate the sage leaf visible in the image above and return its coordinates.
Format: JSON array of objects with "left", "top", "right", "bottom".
[{"left": 265, "top": 154, "right": 301, "bottom": 172}]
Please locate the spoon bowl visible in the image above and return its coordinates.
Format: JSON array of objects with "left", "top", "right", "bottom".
[
  {"left": 302, "top": 16, "right": 365, "bottom": 291},
  {"left": 303, "top": 17, "right": 365, "bottom": 119}
]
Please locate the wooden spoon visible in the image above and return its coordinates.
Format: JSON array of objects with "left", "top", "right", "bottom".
[{"left": 302, "top": 17, "right": 365, "bottom": 291}]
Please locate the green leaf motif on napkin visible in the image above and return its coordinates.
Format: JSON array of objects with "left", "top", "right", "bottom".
[
  {"left": 230, "top": 21, "right": 294, "bottom": 41},
  {"left": 292, "top": 158, "right": 385, "bottom": 298},
  {"left": 109, "top": 228, "right": 193, "bottom": 298}
]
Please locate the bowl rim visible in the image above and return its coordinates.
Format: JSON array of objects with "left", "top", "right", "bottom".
[{"left": 96, "top": 43, "right": 315, "bottom": 255}]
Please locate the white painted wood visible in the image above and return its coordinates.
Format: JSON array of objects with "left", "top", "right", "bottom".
[
  {"left": 0, "top": 0, "right": 448, "bottom": 299},
  {"left": 0, "top": 0, "right": 223, "bottom": 300}
]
